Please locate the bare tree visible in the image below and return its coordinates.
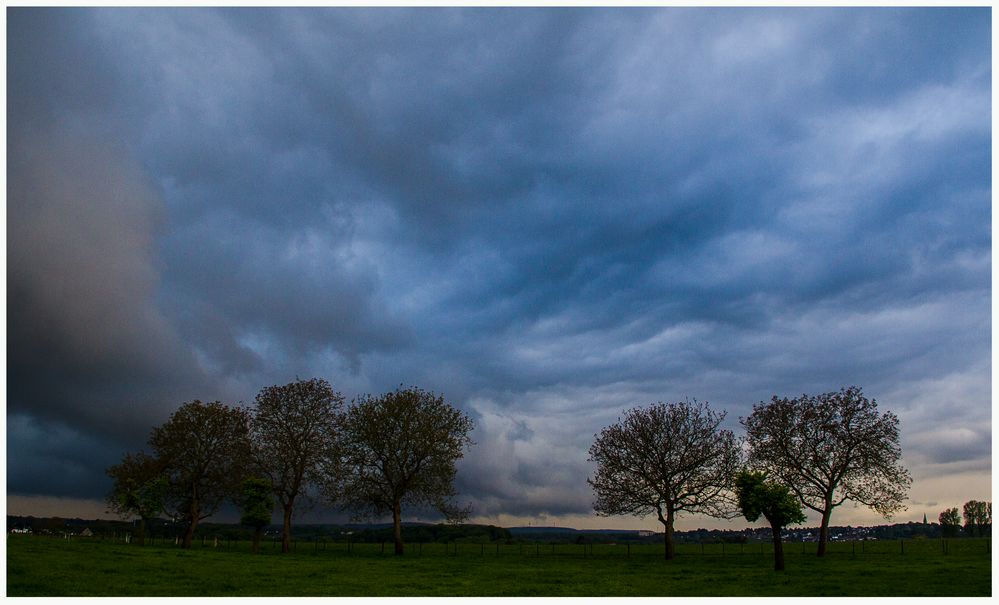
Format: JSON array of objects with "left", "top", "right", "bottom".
[
  {"left": 106, "top": 451, "right": 168, "bottom": 546},
  {"left": 742, "top": 386, "right": 911, "bottom": 557},
  {"left": 334, "top": 386, "right": 473, "bottom": 555},
  {"left": 588, "top": 399, "right": 741, "bottom": 560},
  {"left": 150, "top": 400, "right": 252, "bottom": 548},
  {"left": 251, "top": 377, "right": 345, "bottom": 553}
]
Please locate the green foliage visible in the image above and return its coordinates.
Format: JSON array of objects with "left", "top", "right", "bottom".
[
  {"left": 239, "top": 478, "right": 274, "bottom": 529},
  {"left": 106, "top": 452, "right": 168, "bottom": 523},
  {"left": 734, "top": 470, "right": 806, "bottom": 528}
]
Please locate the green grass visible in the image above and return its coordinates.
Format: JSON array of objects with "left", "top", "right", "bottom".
[{"left": 6, "top": 535, "right": 991, "bottom": 596}]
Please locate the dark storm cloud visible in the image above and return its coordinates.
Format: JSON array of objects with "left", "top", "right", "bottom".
[{"left": 7, "top": 8, "right": 990, "bottom": 521}]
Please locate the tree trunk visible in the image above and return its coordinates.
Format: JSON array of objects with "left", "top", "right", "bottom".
[
  {"left": 662, "top": 510, "right": 676, "bottom": 560},
  {"left": 182, "top": 486, "right": 199, "bottom": 549},
  {"left": 136, "top": 517, "right": 147, "bottom": 546},
  {"left": 392, "top": 499, "right": 404, "bottom": 555},
  {"left": 817, "top": 506, "right": 832, "bottom": 557},
  {"left": 182, "top": 516, "right": 198, "bottom": 549},
  {"left": 282, "top": 503, "right": 293, "bottom": 553},
  {"left": 252, "top": 526, "right": 262, "bottom": 554},
  {"left": 770, "top": 521, "right": 785, "bottom": 571}
]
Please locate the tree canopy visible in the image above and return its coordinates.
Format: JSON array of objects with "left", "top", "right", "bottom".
[
  {"left": 742, "top": 386, "right": 911, "bottom": 556},
  {"left": 335, "top": 386, "right": 474, "bottom": 555},
  {"left": 105, "top": 451, "right": 168, "bottom": 546},
  {"left": 962, "top": 500, "right": 991, "bottom": 537},
  {"left": 150, "top": 400, "right": 252, "bottom": 548},
  {"left": 734, "top": 469, "right": 805, "bottom": 571},
  {"left": 588, "top": 399, "right": 741, "bottom": 560},
  {"left": 239, "top": 477, "right": 275, "bottom": 554},
  {"left": 939, "top": 507, "right": 961, "bottom": 538},
  {"left": 251, "top": 377, "right": 345, "bottom": 553}
]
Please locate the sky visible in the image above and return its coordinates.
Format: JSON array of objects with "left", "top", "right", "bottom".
[{"left": 6, "top": 7, "right": 992, "bottom": 532}]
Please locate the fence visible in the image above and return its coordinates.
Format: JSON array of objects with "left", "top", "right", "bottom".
[{"left": 30, "top": 532, "right": 992, "bottom": 559}]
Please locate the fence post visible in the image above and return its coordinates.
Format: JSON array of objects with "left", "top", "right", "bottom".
[
  {"left": 481, "top": 543, "right": 484, "bottom": 556},
  {"left": 900, "top": 539, "right": 903, "bottom": 555},
  {"left": 852, "top": 541, "right": 855, "bottom": 557},
  {"left": 722, "top": 542, "right": 725, "bottom": 557},
  {"left": 627, "top": 543, "right": 630, "bottom": 558}
]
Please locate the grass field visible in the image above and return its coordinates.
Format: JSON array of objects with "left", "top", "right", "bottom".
[{"left": 6, "top": 535, "right": 991, "bottom": 596}]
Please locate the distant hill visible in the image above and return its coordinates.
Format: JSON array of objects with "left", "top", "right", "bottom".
[{"left": 508, "top": 526, "right": 644, "bottom": 535}]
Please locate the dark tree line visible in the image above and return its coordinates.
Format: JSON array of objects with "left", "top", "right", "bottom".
[
  {"left": 938, "top": 500, "right": 992, "bottom": 538},
  {"left": 588, "top": 386, "right": 913, "bottom": 572},
  {"left": 107, "top": 379, "right": 474, "bottom": 556}
]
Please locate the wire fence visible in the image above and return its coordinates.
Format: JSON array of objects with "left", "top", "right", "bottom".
[{"left": 32, "top": 532, "right": 992, "bottom": 559}]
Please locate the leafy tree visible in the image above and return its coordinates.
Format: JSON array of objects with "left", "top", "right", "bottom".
[
  {"left": 588, "top": 399, "right": 741, "bottom": 560},
  {"left": 742, "top": 386, "right": 911, "bottom": 557},
  {"left": 251, "top": 377, "right": 345, "bottom": 553},
  {"left": 105, "top": 451, "right": 168, "bottom": 546},
  {"left": 150, "top": 400, "right": 252, "bottom": 548},
  {"left": 939, "top": 507, "right": 961, "bottom": 538},
  {"left": 239, "top": 477, "right": 274, "bottom": 554},
  {"left": 334, "top": 386, "right": 474, "bottom": 555},
  {"left": 734, "top": 470, "right": 806, "bottom": 571},
  {"left": 962, "top": 500, "right": 991, "bottom": 537}
]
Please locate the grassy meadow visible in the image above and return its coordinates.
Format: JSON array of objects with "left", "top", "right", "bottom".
[{"left": 6, "top": 534, "right": 991, "bottom": 596}]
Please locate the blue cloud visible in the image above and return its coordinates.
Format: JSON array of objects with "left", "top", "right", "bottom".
[{"left": 7, "top": 8, "right": 990, "bottom": 521}]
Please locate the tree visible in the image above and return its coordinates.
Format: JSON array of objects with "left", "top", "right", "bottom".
[
  {"left": 150, "top": 400, "right": 252, "bottom": 548},
  {"left": 962, "top": 500, "right": 991, "bottom": 537},
  {"left": 588, "top": 399, "right": 741, "bottom": 560},
  {"left": 335, "top": 386, "right": 474, "bottom": 555},
  {"left": 239, "top": 477, "right": 274, "bottom": 554},
  {"left": 939, "top": 507, "right": 961, "bottom": 538},
  {"left": 106, "top": 451, "right": 168, "bottom": 546},
  {"left": 734, "top": 470, "right": 806, "bottom": 571},
  {"left": 742, "top": 386, "right": 911, "bottom": 557},
  {"left": 251, "top": 377, "right": 345, "bottom": 553}
]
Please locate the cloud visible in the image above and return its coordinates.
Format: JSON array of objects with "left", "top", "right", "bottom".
[
  {"left": 6, "top": 8, "right": 991, "bottom": 526},
  {"left": 7, "top": 124, "right": 211, "bottom": 443}
]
